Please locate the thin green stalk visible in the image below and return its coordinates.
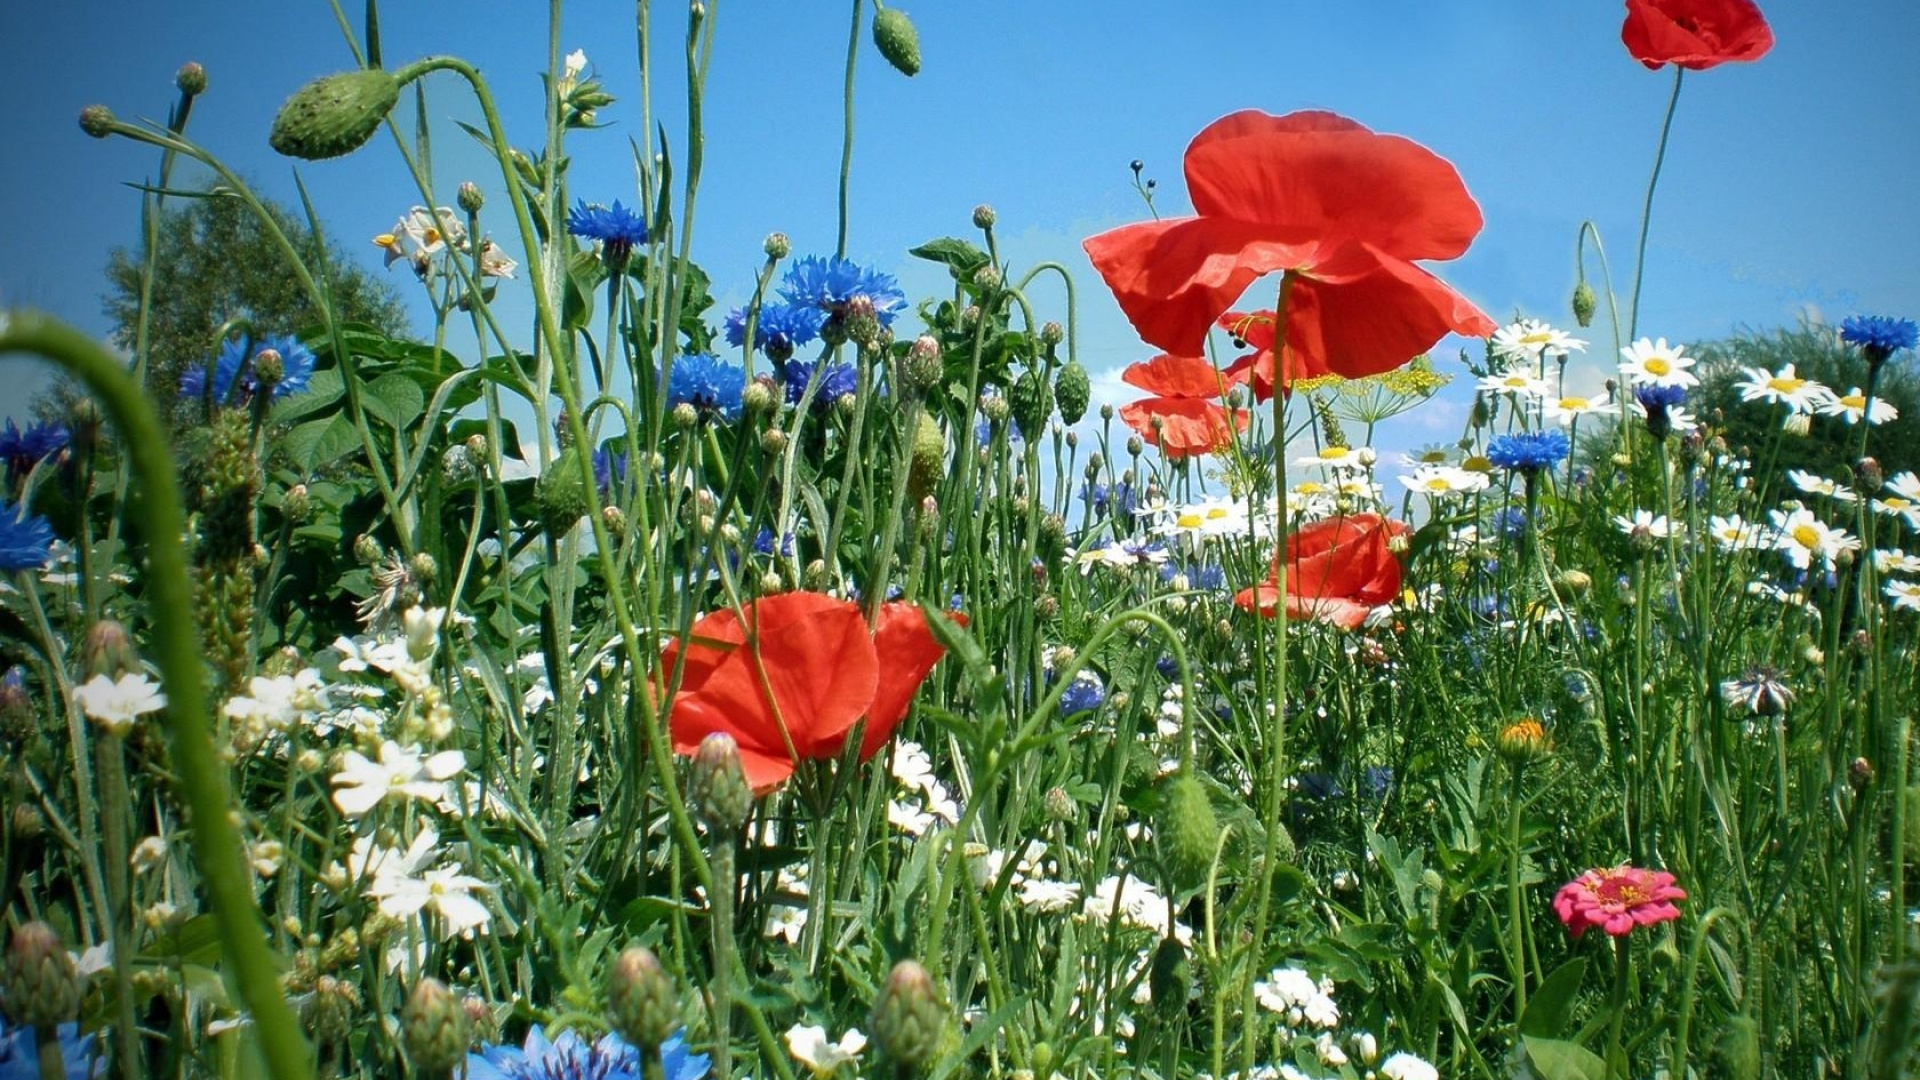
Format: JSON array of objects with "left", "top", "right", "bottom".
[
  {"left": 1626, "top": 68, "right": 1684, "bottom": 343},
  {"left": 1, "top": 313, "right": 313, "bottom": 1080},
  {"left": 836, "top": 0, "right": 863, "bottom": 258},
  {"left": 1508, "top": 768, "right": 1529, "bottom": 1027}
]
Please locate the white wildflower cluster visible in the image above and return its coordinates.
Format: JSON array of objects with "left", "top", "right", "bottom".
[
  {"left": 371, "top": 206, "right": 517, "bottom": 283},
  {"left": 1221, "top": 963, "right": 1439, "bottom": 1080},
  {"left": 970, "top": 839, "right": 1079, "bottom": 914},
  {"left": 885, "top": 740, "right": 962, "bottom": 837},
  {"left": 325, "top": 824, "right": 491, "bottom": 941}
]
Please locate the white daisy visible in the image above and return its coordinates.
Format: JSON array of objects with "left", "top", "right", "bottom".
[
  {"left": 1786, "top": 469, "right": 1857, "bottom": 503},
  {"left": 1491, "top": 319, "right": 1587, "bottom": 363},
  {"left": 1617, "top": 337, "right": 1698, "bottom": 389},
  {"left": 1770, "top": 506, "right": 1859, "bottom": 570},
  {"left": 1295, "top": 445, "right": 1376, "bottom": 470},
  {"left": 1707, "top": 514, "right": 1769, "bottom": 552},
  {"left": 1614, "top": 510, "right": 1680, "bottom": 538},
  {"left": 1380, "top": 1052, "right": 1440, "bottom": 1080},
  {"left": 1400, "top": 465, "right": 1491, "bottom": 496},
  {"left": 1734, "top": 363, "right": 1836, "bottom": 414},
  {"left": 1875, "top": 549, "right": 1920, "bottom": 575},
  {"left": 1542, "top": 394, "right": 1619, "bottom": 425},
  {"left": 1888, "top": 580, "right": 1920, "bottom": 612},
  {"left": 1818, "top": 386, "right": 1898, "bottom": 425},
  {"left": 1475, "top": 371, "right": 1551, "bottom": 398}
]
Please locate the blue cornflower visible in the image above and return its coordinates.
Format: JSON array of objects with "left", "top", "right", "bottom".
[
  {"left": 566, "top": 200, "right": 649, "bottom": 262},
  {"left": 1840, "top": 314, "right": 1918, "bottom": 360},
  {"left": 1159, "top": 561, "right": 1225, "bottom": 590},
  {"left": 1634, "top": 383, "right": 1687, "bottom": 440},
  {"left": 666, "top": 354, "right": 745, "bottom": 421},
  {"left": 0, "top": 1016, "right": 101, "bottom": 1080},
  {"left": 1494, "top": 507, "right": 1529, "bottom": 539},
  {"left": 1485, "top": 430, "right": 1569, "bottom": 474},
  {"left": 779, "top": 255, "right": 907, "bottom": 327},
  {"left": 1059, "top": 672, "right": 1106, "bottom": 718},
  {"left": 467, "top": 1026, "right": 709, "bottom": 1080},
  {"left": 592, "top": 448, "right": 629, "bottom": 496},
  {"left": 0, "top": 419, "right": 70, "bottom": 475},
  {"left": 781, "top": 360, "right": 858, "bottom": 409},
  {"left": 753, "top": 528, "right": 794, "bottom": 558},
  {"left": 1081, "top": 480, "right": 1138, "bottom": 520},
  {"left": 179, "top": 333, "right": 315, "bottom": 405},
  {"left": 0, "top": 501, "right": 56, "bottom": 571},
  {"left": 1156, "top": 654, "right": 1180, "bottom": 680},
  {"left": 725, "top": 302, "right": 824, "bottom": 359}
]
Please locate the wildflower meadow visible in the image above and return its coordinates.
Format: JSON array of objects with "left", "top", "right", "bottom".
[{"left": 5, "top": 2, "right": 1920, "bottom": 1079}]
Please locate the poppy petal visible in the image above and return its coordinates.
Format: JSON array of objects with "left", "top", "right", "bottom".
[
  {"left": 1183, "top": 110, "right": 1484, "bottom": 262},
  {"left": 1622, "top": 0, "right": 1773, "bottom": 71},
  {"left": 1287, "top": 246, "right": 1496, "bottom": 380},
  {"left": 1120, "top": 398, "right": 1249, "bottom": 458},
  {"left": 856, "top": 603, "right": 955, "bottom": 761},
  {"left": 1084, "top": 217, "right": 1322, "bottom": 357},
  {"left": 1120, "top": 354, "right": 1239, "bottom": 399}
]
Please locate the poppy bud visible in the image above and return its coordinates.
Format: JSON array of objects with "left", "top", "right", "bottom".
[
  {"left": 1572, "top": 280, "right": 1597, "bottom": 328},
  {"left": 1054, "top": 361, "right": 1090, "bottom": 425},
  {"left": 972, "top": 204, "right": 996, "bottom": 230},
  {"left": 606, "top": 946, "right": 678, "bottom": 1052},
  {"left": 3, "top": 921, "right": 79, "bottom": 1029},
  {"left": 537, "top": 448, "right": 591, "bottom": 536},
  {"left": 176, "top": 62, "right": 208, "bottom": 96},
  {"left": 1009, "top": 369, "right": 1052, "bottom": 438},
  {"left": 764, "top": 232, "right": 791, "bottom": 260},
  {"left": 690, "top": 732, "right": 754, "bottom": 831},
  {"left": 871, "top": 959, "right": 946, "bottom": 1070},
  {"left": 402, "top": 978, "right": 469, "bottom": 1075},
  {"left": 79, "top": 104, "right": 115, "bottom": 138},
  {"left": 871, "top": 6, "right": 922, "bottom": 76},
  {"left": 269, "top": 68, "right": 402, "bottom": 160},
  {"left": 1147, "top": 937, "right": 1191, "bottom": 1021},
  {"left": 1712, "top": 1013, "right": 1761, "bottom": 1080},
  {"left": 1159, "top": 771, "right": 1219, "bottom": 893},
  {"left": 456, "top": 181, "right": 484, "bottom": 215}
]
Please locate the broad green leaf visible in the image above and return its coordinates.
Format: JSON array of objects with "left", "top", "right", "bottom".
[
  {"left": 1520, "top": 958, "right": 1588, "bottom": 1039},
  {"left": 909, "top": 236, "right": 991, "bottom": 278},
  {"left": 283, "top": 413, "right": 362, "bottom": 474},
  {"left": 363, "top": 372, "right": 426, "bottom": 430},
  {"left": 1522, "top": 1036, "right": 1607, "bottom": 1080}
]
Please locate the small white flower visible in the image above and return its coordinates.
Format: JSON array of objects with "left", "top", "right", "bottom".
[
  {"left": 478, "top": 239, "right": 518, "bottom": 280},
  {"left": 1379, "top": 1051, "right": 1439, "bottom": 1080},
  {"left": 403, "top": 606, "right": 446, "bottom": 662},
  {"left": 366, "top": 859, "right": 493, "bottom": 939},
  {"left": 784, "top": 1025, "right": 867, "bottom": 1074},
  {"left": 72, "top": 672, "right": 167, "bottom": 737},
  {"left": 1613, "top": 509, "right": 1679, "bottom": 538},
  {"left": 330, "top": 740, "right": 466, "bottom": 818},
  {"left": 1817, "top": 386, "right": 1898, "bottom": 425},
  {"left": 1492, "top": 319, "right": 1586, "bottom": 362},
  {"left": 1888, "top": 580, "right": 1920, "bottom": 612},
  {"left": 130, "top": 836, "right": 168, "bottom": 875},
  {"left": 71, "top": 943, "right": 112, "bottom": 980},
  {"left": 1015, "top": 877, "right": 1082, "bottom": 913},
  {"left": 1618, "top": 337, "right": 1698, "bottom": 388},
  {"left": 765, "top": 905, "right": 808, "bottom": 944},
  {"left": 223, "top": 669, "right": 329, "bottom": 731},
  {"left": 1734, "top": 362, "right": 1836, "bottom": 414},
  {"left": 563, "top": 49, "right": 588, "bottom": 81}
]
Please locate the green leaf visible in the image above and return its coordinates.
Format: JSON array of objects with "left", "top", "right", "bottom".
[
  {"left": 909, "top": 237, "right": 991, "bottom": 278},
  {"left": 1522, "top": 1036, "right": 1607, "bottom": 1080},
  {"left": 283, "top": 413, "right": 362, "bottom": 474},
  {"left": 1520, "top": 958, "right": 1588, "bottom": 1039},
  {"left": 362, "top": 371, "right": 425, "bottom": 430},
  {"left": 144, "top": 915, "right": 224, "bottom": 966},
  {"left": 270, "top": 366, "right": 345, "bottom": 424}
]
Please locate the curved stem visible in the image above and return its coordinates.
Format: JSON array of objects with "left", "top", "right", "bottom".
[
  {"left": 0, "top": 312, "right": 313, "bottom": 1080},
  {"left": 1627, "top": 68, "right": 1684, "bottom": 343}
]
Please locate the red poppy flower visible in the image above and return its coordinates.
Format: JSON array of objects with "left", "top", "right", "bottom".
[
  {"left": 1621, "top": 0, "right": 1773, "bottom": 71},
  {"left": 662, "top": 592, "right": 953, "bottom": 792},
  {"left": 1117, "top": 353, "right": 1248, "bottom": 459},
  {"left": 1216, "top": 309, "right": 1338, "bottom": 402},
  {"left": 1084, "top": 110, "right": 1495, "bottom": 395},
  {"left": 1234, "top": 513, "right": 1410, "bottom": 630}
]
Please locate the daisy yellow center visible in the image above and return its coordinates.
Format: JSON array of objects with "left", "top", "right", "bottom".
[
  {"left": 1424, "top": 478, "right": 1453, "bottom": 492},
  {"left": 1643, "top": 357, "right": 1672, "bottom": 376},
  {"left": 1463, "top": 455, "right": 1493, "bottom": 472},
  {"left": 1791, "top": 524, "right": 1822, "bottom": 550},
  {"left": 1886, "top": 498, "right": 1914, "bottom": 510},
  {"left": 1502, "top": 377, "right": 1529, "bottom": 388},
  {"left": 1768, "top": 377, "right": 1806, "bottom": 393},
  {"left": 1296, "top": 482, "right": 1327, "bottom": 495},
  {"left": 1417, "top": 450, "right": 1448, "bottom": 463},
  {"left": 1841, "top": 394, "right": 1866, "bottom": 408},
  {"left": 1206, "top": 507, "right": 1230, "bottom": 520},
  {"left": 1520, "top": 331, "right": 1554, "bottom": 345},
  {"left": 1177, "top": 514, "right": 1202, "bottom": 529},
  {"left": 1559, "top": 397, "right": 1589, "bottom": 410},
  {"left": 1323, "top": 447, "right": 1350, "bottom": 460}
]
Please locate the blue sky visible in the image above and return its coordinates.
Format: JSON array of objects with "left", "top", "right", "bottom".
[{"left": 4, "top": 1, "right": 1917, "bottom": 460}]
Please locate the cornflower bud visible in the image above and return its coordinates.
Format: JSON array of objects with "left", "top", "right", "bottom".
[
  {"left": 401, "top": 978, "right": 470, "bottom": 1075},
  {"left": 3, "top": 922, "right": 79, "bottom": 1029},
  {"left": 764, "top": 232, "right": 791, "bottom": 259},
  {"left": 871, "top": 959, "right": 946, "bottom": 1070},
  {"left": 283, "top": 483, "right": 313, "bottom": 523},
  {"left": 606, "top": 946, "right": 678, "bottom": 1052},
  {"left": 690, "top": 732, "right": 754, "bottom": 831},
  {"left": 176, "top": 62, "right": 208, "bottom": 96},
  {"left": 79, "top": 104, "right": 115, "bottom": 138},
  {"left": 972, "top": 204, "right": 997, "bottom": 229},
  {"left": 742, "top": 378, "right": 777, "bottom": 415},
  {"left": 84, "top": 619, "right": 138, "bottom": 678},
  {"left": 902, "top": 335, "right": 944, "bottom": 394},
  {"left": 456, "top": 181, "right": 484, "bottom": 215}
]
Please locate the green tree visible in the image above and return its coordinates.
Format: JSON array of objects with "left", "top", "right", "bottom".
[
  {"left": 1690, "top": 320, "right": 1920, "bottom": 481},
  {"left": 101, "top": 186, "right": 411, "bottom": 416}
]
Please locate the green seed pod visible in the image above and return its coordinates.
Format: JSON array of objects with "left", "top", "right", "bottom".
[
  {"left": 606, "top": 946, "right": 678, "bottom": 1052},
  {"left": 872, "top": 6, "right": 922, "bottom": 77},
  {"left": 1147, "top": 937, "right": 1191, "bottom": 1022},
  {"left": 1572, "top": 280, "right": 1597, "bottom": 328},
  {"left": 78, "top": 104, "right": 115, "bottom": 138},
  {"left": 690, "top": 732, "right": 754, "bottom": 832},
  {"left": 269, "top": 68, "right": 401, "bottom": 161},
  {"left": 537, "top": 447, "right": 591, "bottom": 537},
  {"left": 3, "top": 922, "right": 79, "bottom": 1030},
  {"left": 1054, "top": 361, "right": 1091, "bottom": 425},
  {"left": 1009, "top": 368, "right": 1053, "bottom": 439},
  {"left": 907, "top": 411, "right": 947, "bottom": 502},
  {"left": 401, "top": 978, "right": 470, "bottom": 1075},
  {"left": 871, "top": 959, "right": 946, "bottom": 1071},
  {"left": 1160, "top": 771, "right": 1220, "bottom": 893},
  {"left": 1710, "top": 1013, "right": 1761, "bottom": 1080}
]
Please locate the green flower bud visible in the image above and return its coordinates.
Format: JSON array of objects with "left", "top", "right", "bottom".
[
  {"left": 79, "top": 104, "right": 115, "bottom": 138},
  {"left": 401, "top": 978, "right": 470, "bottom": 1075},
  {"left": 606, "top": 946, "right": 678, "bottom": 1052},
  {"left": 902, "top": 335, "right": 944, "bottom": 394},
  {"left": 690, "top": 732, "right": 754, "bottom": 832},
  {"left": 84, "top": 619, "right": 138, "bottom": 679},
  {"left": 456, "top": 181, "right": 484, "bottom": 215},
  {"left": 742, "top": 378, "right": 777, "bottom": 416},
  {"left": 269, "top": 68, "right": 401, "bottom": 161},
  {"left": 1712, "top": 1013, "right": 1761, "bottom": 1080},
  {"left": 537, "top": 447, "right": 591, "bottom": 537},
  {"left": 1572, "top": 280, "right": 1597, "bottom": 328},
  {"left": 1159, "top": 771, "right": 1219, "bottom": 893},
  {"left": 3, "top": 922, "right": 79, "bottom": 1029},
  {"left": 1044, "top": 786, "right": 1076, "bottom": 822},
  {"left": 871, "top": 6, "right": 922, "bottom": 77},
  {"left": 764, "top": 232, "right": 791, "bottom": 260},
  {"left": 1009, "top": 369, "right": 1052, "bottom": 439},
  {"left": 176, "top": 62, "right": 208, "bottom": 96},
  {"left": 972, "top": 204, "right": 996, "bottom": 230},
  {"left": 871, "top": 959, "right": 946, "bottom": 1071},
  {"left": 1147, "top": 937, "right": 1191, "bottom": 1021},
  {"left": 1054, "top": 361, "right": 1090, "bottom": 425},
  {"left": 283, "top": 483, "right": 313, "bottom": 523},
  {"left": 908, "top": 411, "right": 947, "bottom": 502}
]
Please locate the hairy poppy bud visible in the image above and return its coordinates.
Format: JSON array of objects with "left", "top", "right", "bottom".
[
  {"left": 3, "top": 922, "right": 79, "bottom": 1029},
  {"left": 1159, "top": 771, "right": 1219, "bottom": 893},
  {"left": 1009, "top": 369, "right": 1052, "bottom": 439},
  {"left": 1053, "top": 361, "right": 1090, "bottom": 425},
  {"left": 872, "top": 6, "right": 922, "bottom": 76},
  {"left": 1147, "top": 937, "right": 1191, "bottom": 1021},
  {"left": 1712, "top": 1013, "right": 1761, "bottom": 1080},
  {"left": 176, "top": 62, "right": 208, "bottom": 96},
  {"left": 606, "top": 946, "right": 678, "bottom": 1052},
  {"left": 871, "top": 959, "right": 946, "bottom": 1070},
  {"left": 908, "top": 412, "right": 947, "bottom": 501},
  {"left": 270, "top": 68, "right": 401, "bottom": 160},
  {"left": 537, "top": 448, "right": 590, "bottom": 536},
  {"left": 1572, "top": 280, "right": 1597, "bottom": 328},
  {"left": 79, "top": 104, "right": 115, "bottom": 138},
  {"left": 402, "top": 978, "right": 469, "bottom": 1075},
  {"left": 690, "top": 732, "right": 754, "bottom": 832}
]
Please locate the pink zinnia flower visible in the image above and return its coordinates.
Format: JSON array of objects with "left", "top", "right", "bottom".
[{"left": 1552, "top": 865, "right": 1686, "bottom": 938}]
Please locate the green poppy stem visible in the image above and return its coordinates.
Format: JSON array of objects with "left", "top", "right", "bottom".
[{"left": 1626, "top": 67, "right": 1684, "bottom": 343}]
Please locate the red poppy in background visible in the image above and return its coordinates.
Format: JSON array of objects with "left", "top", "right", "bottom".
[
  {"left": 1117, "top": 353, "right": 1249, "bottom": 459},
  {"left": 1621, "top": 0, "right": 1773, "bottom": 71},
  {"left": 1216, "top": 309, "right": 1337, "bottom": 402},
  {"left": 1234, "top": 513, "right": 1411, "bottom": 630},
  {"left": 1084, "top": 110, "right": 1495, "bottom": 392},
  {"left": 662, "top": 592, "right": 953, "bottom": 791}
]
